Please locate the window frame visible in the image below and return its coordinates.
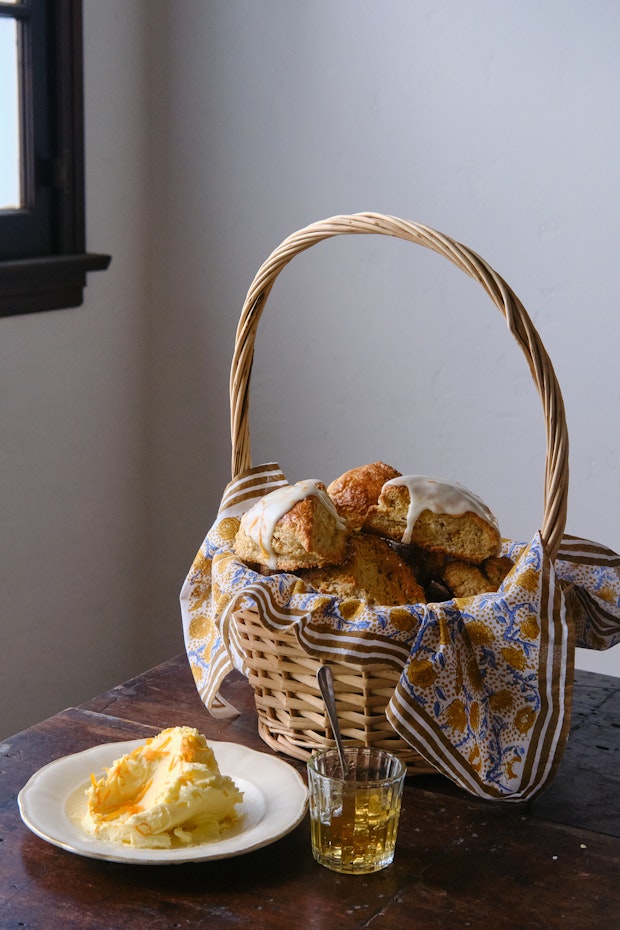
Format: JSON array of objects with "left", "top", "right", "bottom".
[{"left": 0, "top": 0, "right": 110, "bottom": 318}]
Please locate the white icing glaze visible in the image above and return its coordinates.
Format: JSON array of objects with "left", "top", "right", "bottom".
[
  {"left": 383, "top": 475, "right": 499, "bottom": 545},
  {"left": 242, "top": 479, "right": 345, "bottom": 569}
]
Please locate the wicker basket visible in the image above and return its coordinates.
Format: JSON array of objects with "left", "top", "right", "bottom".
[
  {"left": 233, "top": 606, "right": 429, "bottom": 770},
  {"left": 228, "top": 213, "right": 569, "bottom": 773}
]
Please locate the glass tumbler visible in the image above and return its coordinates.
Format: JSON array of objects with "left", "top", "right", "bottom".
[{"left": 307, "top": 746, "right": 406, "bottom": 874}]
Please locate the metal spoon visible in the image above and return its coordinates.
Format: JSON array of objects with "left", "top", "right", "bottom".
[{"left": 317, "top": 664, "right": 348, "bottom": 779}]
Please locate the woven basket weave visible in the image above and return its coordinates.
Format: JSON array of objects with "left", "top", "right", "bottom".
[{"left": 228, "top": 213, "right": 569, "bottom": 772}]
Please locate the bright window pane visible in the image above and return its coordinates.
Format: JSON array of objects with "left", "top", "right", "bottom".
[{"left": 0, "top": 18, "right": 22, "bottom": 210}]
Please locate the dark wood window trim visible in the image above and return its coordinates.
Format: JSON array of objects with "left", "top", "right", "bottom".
[{"left": 0, "top": 0, "right": 110, "bottom": 318}]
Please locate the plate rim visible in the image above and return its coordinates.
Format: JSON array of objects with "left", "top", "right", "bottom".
[{"left": 18, "top": 737, "right": 308, "bottom": 865}]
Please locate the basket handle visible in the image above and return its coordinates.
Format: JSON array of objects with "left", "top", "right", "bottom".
[{"left": 230, "top": 213, "right": 568, "bottom": 561}]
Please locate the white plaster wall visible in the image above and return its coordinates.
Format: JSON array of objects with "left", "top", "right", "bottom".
[
  {"left": 0, "top": 0, "right": 168, "bottom": 739},
  {"left": 147, "top": 0, "right": 620, "bottom": 680},
  {"left": 1, "top": 0, "right": 618, "bottom": 739}
]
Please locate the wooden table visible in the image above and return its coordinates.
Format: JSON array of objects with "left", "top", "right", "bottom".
[{"left": 1, "top": 656, "right": 619, "bottom": 929}]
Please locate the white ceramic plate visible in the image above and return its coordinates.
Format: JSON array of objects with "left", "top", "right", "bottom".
[{"left": 18, "top": 739, "right": 308, "bottom": 865}]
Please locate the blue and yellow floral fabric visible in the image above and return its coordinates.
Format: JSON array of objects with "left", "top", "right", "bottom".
[{"left": 180, "top": 464, "right": 620, "bottom": 801}]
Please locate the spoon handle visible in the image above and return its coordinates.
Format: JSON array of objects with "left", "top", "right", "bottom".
[{"left": 317, "top": 665, "right": 348, "bottom": 778}]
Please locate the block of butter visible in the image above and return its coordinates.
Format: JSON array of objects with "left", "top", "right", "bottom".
[{"left": 81, "top": 726, "right": 243, "bottom": 849}]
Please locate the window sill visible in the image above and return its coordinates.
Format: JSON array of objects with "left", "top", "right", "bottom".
[{"left": 0, "top": 253, "right": 111, "bottom": 318}]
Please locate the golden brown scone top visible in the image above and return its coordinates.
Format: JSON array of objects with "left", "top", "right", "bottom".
[
  {"left": 299, "top": 532, "right": 426, "bottom": 607},
  {"left": 365, "top": 477, "right": 501, "bottom": 564},
  {"left": 233, "top": 479, "right": 348, "bottom": 572},
  {"left": 327, "top": 461, "right": 401, "bottom": 531}
]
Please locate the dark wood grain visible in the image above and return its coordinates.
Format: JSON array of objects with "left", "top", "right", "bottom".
[
  {"left": 2, "top": 657, "right": 620, "bottom": 929},
  {"left": 80, "top": 656, "right": 620, "bottom": 838},
  {"left": 80, "top": 658, "right": 261, "bottom": 746},
  {"left": 530, "top": 669, "right": 620, "bottom": 835}
]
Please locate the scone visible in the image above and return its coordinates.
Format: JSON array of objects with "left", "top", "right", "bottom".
[
  {"left": 442, "top": 556, "right": 514, "bottom": 599},
  {"left": 442, "top": 561, "right": 489, "bottom": 599},
  {"left": 299, "top": 532, "right": 426, "bottom": 606},
  {"left": 327, "top": 461, "right": 401, "bottom": 531},
  {"left": 364, "top": 475, "right": 501, "bottom": 564},
  {"left": 233, "top": 479, "right": 348, "bottom": 572},
  {"left": 480, "top": 555, "right": 514, "bottom": 589}
]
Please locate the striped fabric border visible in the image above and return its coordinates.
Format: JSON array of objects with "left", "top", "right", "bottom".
[
  {"left": 224, "top": 580, "right": 411, "bottom": 669},
  {"left": 298, "top": 624, "right": 411, "bottom": 668},
  {"left": 219, "top": 463, "right": 289, "bottom": 518},
  {"left": 573, "top": 588, "right": 620, "bottom": 640},
  {"left": 556, "top": 534, "right": 620, "bottom": 649},
  {"left": 558, "top": 535, "right": 620, "bottom": 568},
  {"left": 229, "top": 580, "right": 309, "bottom": 632},
  {"left": 386, "top": 540, "right": 574, "bottom": 801},
  {"left": 517, "top": 558, "right": 574, "bottom": 799}
]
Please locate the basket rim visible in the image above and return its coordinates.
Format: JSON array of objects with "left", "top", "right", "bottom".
[{"left": 229, "top": 212, "right": 568, "bottom": 561}]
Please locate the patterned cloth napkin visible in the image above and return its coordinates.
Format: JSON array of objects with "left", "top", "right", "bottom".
[{"left": 180, "top": 463, "right": 620, "bottom": 801}]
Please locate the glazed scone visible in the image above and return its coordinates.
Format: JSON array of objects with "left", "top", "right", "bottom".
[
  {"left": 233, "top": 479, "right": 348, "bottom": 571},
  {"left": 299, "top": 532, "right": 425, "bottom": 606},
  {"left": 364, "top": 475, "right": 501, "bottom": 564},
  {"left": 327, "top": 462, "right": 401, "bottom": 531}
]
